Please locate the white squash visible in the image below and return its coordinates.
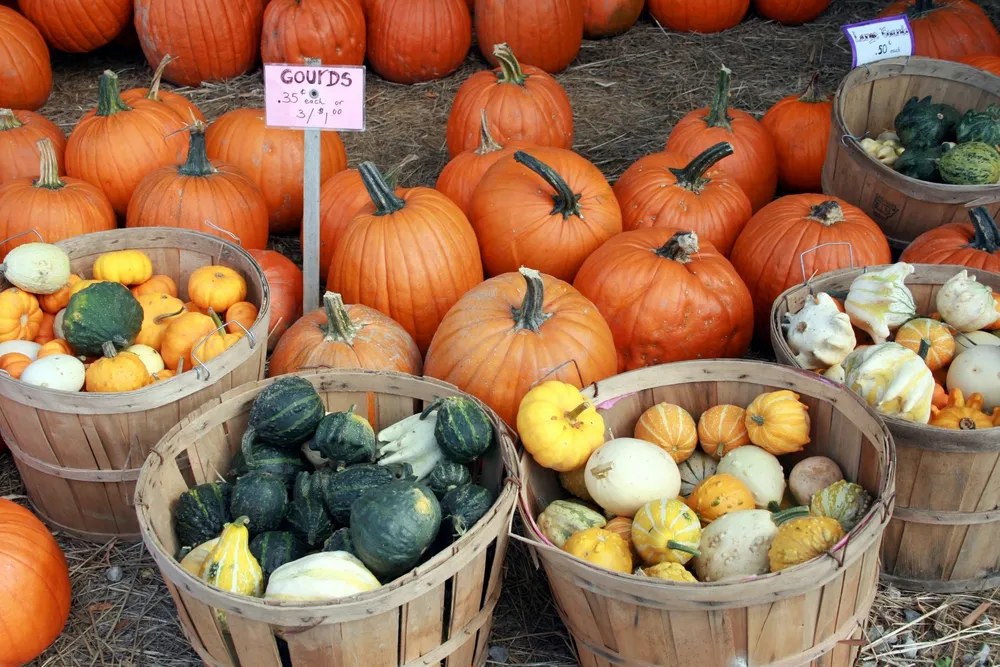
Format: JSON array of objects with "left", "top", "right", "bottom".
[
  {"left": 19, "top": 355, "right": 86, "bottom": 392},
  {"left": 947, "top": 345, "right": 1000, "bottom": 411},
  {"left": 693, "top": 510, "right": 779, "bottom": 582},
  {"left": 843, "top": 342, "right": 935, "bottom": 423},
  {"left": 179, "top": 538, "right": 220, "bottom": 576},
  {"left": 823, "top": 363, "right": 845, "bottom": 383},
  {"left": 0, "top": 243, "right": 71, "bottom": 294},
  {"left": 126, "top": 344, "right": 165, "bottom": 374},
  {"left": 716, "top": 446, "right": 785, "bottom": 508},
  {"left": 678, "top": 450, "right": 717, "bottom": 496},
  {"left": 845, "top": 263, "right": 917, "bottom": 343},
  {"left": 264, "top": 552, "right": 381, "bottom": 602},
  {"left": 954, "top": 331, "right": 1000, "bottom": 357},
  {"left": 782, "top": 293, "right": 856, "bottom": 369},
  {"left": 936, "top": 270, "right": 998, "bottom": 332},
  {"left": 0, "top": 340, "right": 41, "bottom": 360},
  {"left": 54, "top": 308, "right": 66, "bottom": 340},
  {"left": 584, "top": 437, "right": 681, "bottom": 517}
]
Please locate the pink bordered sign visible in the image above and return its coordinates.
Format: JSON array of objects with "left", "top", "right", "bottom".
[{"left": 263, "top": 63, "right": 366, "bottom": 132}]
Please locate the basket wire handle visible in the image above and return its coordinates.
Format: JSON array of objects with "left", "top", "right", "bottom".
[
  {"left": 0, "top": 229, "right": 45, "bottom": 249},
  {"left": 203, "top": 220, "right": 242, "bottom": 246},
  {"left": 528, "top": 358, "right": 586, "bottom": 392},
  {"left": 191, "top": 319, "right": 256, "bottom": 381}
]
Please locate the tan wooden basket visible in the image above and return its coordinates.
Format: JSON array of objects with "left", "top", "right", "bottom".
[
  {"left": 135, "top": 369, "right": 520, "bottom": 667},
  {"left": 771, "top": 264, "right": 1000, "bottom": 592},
  {"left": 517, "top": 360, "right": 894, "bottom": 667},
  {"left": 0, "top": 228, "right": 270, "bottom": 542},
  {"left": 822, "top": 57, "right": 1000, "bottom": 253}
]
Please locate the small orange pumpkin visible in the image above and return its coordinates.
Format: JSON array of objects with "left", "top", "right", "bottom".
[
  {"left": 192, "top": 311, "right": 243, "bottom": 364},
  {"left": 0, "top": 287, "right": 42, "bottom": 342},
  {"left": 697, "top": 404, "right": 750, "bottom": 460},
  {"left": 160, "top": 311, "right": 217, "bottom": 371},
  {"left": 634, "top": 402, "right": 698, "bottom": 464},
  {"left": 0, "top": 352, "right": 31, "bottom": 379},
  {"left": 130, "top": 274, "right": 178, "bottom": 298},
  {"left": 37, "top": 339, "right": 73, "bottom": 358},
  {"left": 745, "top": 390, "right": 811, "bottom": 455},
  {"left": 39, "top": 274, "right": 81, "bottom": 314},
  {"left": 187, "top": 266, "right": 247, "bottom": 313},
  {"left": 224, "top": 301, "right": 258, "bottom": 334},
  {"left": 687, "top": 473, "right": 755, "bottom": 524},
  {"left": 184, "top": 300, "right": 207, "bottom": 315},
  {"left": 68, "top": 279, "right": 105, "bottom": 297},
  {"left": 85, "top": 341, "right": 151, "bottom": 392},
  {"left": 932, "top": 383, "right": 948, "bottom": 409},
  {"left": 33, "top": 311, "right": 55, "bottom": 344},
  {"left": 151, "top": 368, "right": 176, "bottom": 382},
  {"left": 929, "top": 388, "right": 994, "bottom": 431},
  {"left": 895, "top": 318, "right": 955, "bottom": 371},
  {"left": 135, "top": 293, "right": 186, "bottom": 350}
]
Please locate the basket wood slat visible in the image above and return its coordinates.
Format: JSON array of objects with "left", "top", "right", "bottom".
[
  {"left": 771, "top": 264, "right": 1000, "bottom": 593},
  {"left": 517, "top": 360, "right": 894, "bottom": 667}
]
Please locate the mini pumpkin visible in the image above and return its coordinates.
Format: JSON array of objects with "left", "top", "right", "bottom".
[
  {"left": 603, "top": 516, "right": 634, "bottom": 549},
  {"left": 895, "top": 317, "right": 955, "bottom": 372},
  {"left": 188, "top": 266, "right": 248, "bottom": 314},
  {"left": 92, "top": 249, "right": 154, "bottom": 286},
  {"left": 135, "top": 293, "right": 186, "bottom": 351},
  {"left": 745, "top": 391, "right": 811, "bottom": 455},
  {"left": 686, "top": 473, "right": 755, "bottom": 524},
  {"left": 39, "top": 274, "right": 81, "bottom": 315},
  {"left": 192, "top": 312, "right": 243, "bottom": 365},
  {"left": 85, "top": 341, "right": 152, "bottom": 392},
  {"left": 697, "top": 404, "right": 750, "bottom": 459},
  {"left": 768, "top": 515, "right": 844, "bottom": 572},
  {"left": 634, "top": 403, "right": 698, "bottom": 464},
  {"left": 225, "top": 301, "right": 258, "bottom": 334},
  {"left": 631, "top": 498, "right": 702, "bottom": 566},
  {"left": 131, "top": 275, "right": 178, "bottom": 299},
  {"left": 37, "top": 339, "right": 73, "bottom": 359},
  {"left": 160, "top": 311, "right": 218, "bottom": 372},
  {"left": 929, "top": 388, "right": 994, "bottom": 430},
  {"left": 0, "top": 352, "right": 31, "bottom": 379},
  {"left": 0, "top": 287, "right": 42, "bottom": 342},
  {"left": 517, "top": 381, "right": 605, "bottom": 472},
  {"left": 562, "top": 527, "right": 632, "bottom": 574}
]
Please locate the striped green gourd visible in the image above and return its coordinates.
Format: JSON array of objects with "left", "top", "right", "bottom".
[
  {"left": 241, "top": 376, "right": 325, "bottom": 452},
  {"left": 956, "top": 105, "right": 1000, "bottom": 147},
  {"left": 249, "top": 531, "right": 309, "bottom": 582},
  {"left": 309, "top": 404, "right": 377, "bottom": 467},
  {"left": 173, "top": 481, "right": 232, "bottom": 550},
  {"left": 426, "top": 396, "right": 493, "bottom": 464},
  {"left": 939, "top": 142, "right": 1000, "bottom": 185}
]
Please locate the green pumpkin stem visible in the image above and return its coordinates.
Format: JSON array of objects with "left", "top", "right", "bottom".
[
  {"left": 512, "top": 267, "right": 552, "bottom": 332},
  {"left": 799, "top": 72, "right": 827, "bottom": 104},
  {"left": 493, "top": 43, "right": 528, "bottom": 86},
  {"left": 0, "top": 109, "right": 22, "bottom": 131},
  {"left": 475, "top": 109, "right": 503, "bottom": 155},
  {"left": 654, "top": 231, "right": 699, "bottom": 264},
  {"left": 566, "top": 402, "right": 590, "bottom": 421},
  {"left": 34, "top": 139, "right": 65, "bottom": 190},
  {"left": 807, "top": 201, "right": 846, "bottom": 226},
  {"left": 968, "top": 207, "right": 1000, "bottom": 253},
  {"left": 772, "top": 505, "right": 811, "bottom": 525},
  {"left": 916, "top": 338, "right": 931, "bottom": 361},
  {"left": 178, "top": 121, "right": 217, "bottom": 177},
  {"left": 322, "top": 291, "right": 360, "bottom": 344},
  {"left": 703, "top": 65, "right": 734, "bottom": 131},
  {"left": 146, "top": 54, "right": 173, "bottom": 102},
  {"left": 666, "top": 541, "right": 701, "bottom": 557},
  {"left": 207, "top": 307, "right": 224, "bottom": 330},
  {"left": 513, "top": 151, "right": 583, "bottom": 219},
  {"left": 96, "top": 70, "right": 132, "bottom": 117},
  {"left": 670, "top": 142, "right": 734, "bottom": 193},
  {"left": 359, "top": 161, "right": 406, "bottom": 216},
  {"left": 153, "top": 306, "right": 186, "bottom": 325}
]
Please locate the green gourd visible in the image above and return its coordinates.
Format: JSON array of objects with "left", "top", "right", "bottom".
[
  {"left": 62, "top": 282, "right": 144, "bottom": 356},
  {"left": 249, "top": 531, "right": 309, "bottom": 582},
  {"left": 241, "top": 376, "right": 325, "bottom": 452},
  {"left": 284, "top": 471, "right": 334, "bottom": 547},
  {"left": 440, "top": 484, "right": 495, "bottom": 536},
  {"left": 810, "top": 480, "right": 873, "bottom": 532},
  {"left": 351, "top": 480, "right": 442, "bottom": 581},
  {"left": 230, "top": 472, "right": 288, "bottom": 537},
  {"left": 894, "top": 143, "right": 951, "bottom": 182},
  {"left": 894, "top": 96, "right": 960, "bottom": 149},
  {"left": 231, "top": 443, "right": 309, "bottom": 485},
  {"left": 535, "top": 499, "right": 607, "bottom": 548},
  {"left": 321, "top": 463, "right": 396, "bottom": 525},
  {"left": 939, "top": 142, "right": 1000, "bottom": 185},
  {"left": 426, "top": 461, "right": 472, "bottom": 499},
  {"left": 174, "top": 481, "right": 232, "bottom": 550},
  {"left": 309, "top": 405, "right": 377, "bottom": 467},
  {"left": 322, "top": 527, "right": 357, "bottom": 556},
  {"left": 427, "top": 396, "right": 493, "bottom": 463},
  {"left": 956, "top": 105, "right": 1000, "bottom": 147}
]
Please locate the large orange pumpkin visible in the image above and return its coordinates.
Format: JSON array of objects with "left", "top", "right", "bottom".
[
  {"left": 582, "top": 0, "right": 644, "bottom": 38},
  {"left": 877, "top": 0, "right": 1000, "bottom": 61},
  {"left": 269, "top": 291, "right": 422, "bottom": 376},
  {"left": 753, "top": 0, "right": 831, "bottom": 24},
  {"left": 468, "top": 147, "right": 622, "bottom": 282},
  {"left": 446, "top": 43, "right": 573, "bottom": 158},
  {"left": 326, "top": 162, "right": 484, "bottom": 352},
  {"left": 0, "top": 6, "right": 52, "bottom": 111},
  {"left": 126, "top": 123, "right": 270, "bottom": 250},
  {"left": 0, "top": 139, "right": 116, "bottom": 256},
  {"left": 475, "top": 0, "right": 583, "bottom": 74},
  {"left": 248, "top": 249, "right": 303, "bottom": 350},
  {"left": 121, "top": 55, "right": 207, "bottom": 124},
  {"left": 262, "top": 0, "right": 366, "bottom": 65},
  {"left": 20, "top": 0, "right": 132, "bottom": 52},
  {"left": 900, "top": 207, "right": 1000, "bottom": 271},
  {"left": 367, "top": 0, "right": 471, "bottom": 84},
  {"left": 206, "top": 108, "right": 348, "bottom": 235},
  {"left": 647, "top": 0, "right": 749, "bottom": 33},
  {"left": 134, "top": 0, "right": 265, "bottom": 87},
  {"left": 0, "top": 499, "right": 72, "bottom": 667},
  {"left": 0, "top": 109, "right": 65, "bottom": 187},
  {"left": 760, "top": 73, "right": 832, "bottom": 193},
  {"left": 613, "top": 142, "right": 752, "bottom": 256},
  {"left": 667, "top": 66, "right": 778, "bottom": 213},
  {"left": 65, "top": 70, "right": 189, "bottom": 216},
  {"left": 574, "top": 229, "right": 754, "bottom": 371},
  {"left": 424, "top": 267, "right": 617, "bottom": 427},
  {"left": 958, "top": 54, "right": 1000, "bottom": 75},
  {"left": 729, "top": 194, "right": 892, "bottom": 339}
]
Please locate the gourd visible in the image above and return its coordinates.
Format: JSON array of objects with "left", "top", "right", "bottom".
[
  {"left": 717, "top": 445, "right": 786, "bottom": 508},
  {"left": 284, "top": 472, "right": 334, "bottom": 548},
  {"left": 131, "top": 274, "right": 177, "bottom": 299},
  {"left": 957, "top": 105, "right": 1000, "bottom": 146},
  {"left": 323, "top": 528, "right": 356, "bottom": 556},
  {"left": 563, "top": 528, "right": 632, "bottom": 574},
  {"left": 955, "top": 330, "right": 1000, "bottom": 356},
  {"left": 322, "top": 463, "right": 396, "bottom": 525},
  {"left": 693, "top": 507, "right": 806, "bottom": 582},
  {"left": 517, "top": 380, "right": 606, "bottom": 472},
  {"left": 745, "top": 390, "right": 811, "bottom": 455},
  {"left": 559, "top": 466, "right": 593, "bottom": 502},
  {"left": 0, "top": 242, "right": 71, "bottom": 294},
  {"left": 84, "top": 342, "right": 152, "bottom": 392},
  {"left": 788, "top": 457, "right": 844, "bottom": 506},
  {"left": 180, "top": 538, "right": 219, "bottom": 576},
  {"left": 187, "top": 265, "right": 248, "bottom": 313},
  {"left": 845, "top": 263, "right": 917, "bottom": 344},
  {"left": 678, "top": 450, "right": 718, "bottom": 496},
  {"left": 0, "top": 352, "right": 30, "bottom": 379},
  {"left": 230, "top": 472, "right": 288, "bottom": 538},
  {"left": 697, "top": 404, "right": 750, "bottom": 459},
  {"left": 642, "top": 562, "right": 697, "bottom": 582},
  {"left": 584, "top": 438, "right": 681, "bottom": 517},
  {"left": 426, "top": 461, "right": 472, "bottom": 500},
  {"left": 631, "top": 498, "right": 701, "bottom": 566},
  {"left": 264, "top": 552, "right": 381, "bottom": 602},
  {"left": 687, "top": 473, "right": 755, "bottom": 524},
  {"left": 893, "top": 95, "right": 959, "bottom": 149},
  {"left": 0, "top": 287, "right": 42, "bottom": 343},
  {"left": 893, "top": 143, "right": 950, "bottom": 183},
  {"left": 633, "top": 403, "right": 698, "bottom": 464},
  {"left": 844, "top": 343, "right": 936, "bottom": 423},
  {"left": 19, "top": 354, "right": 85, "bottom": 391},
  {"left": 241, "top": 376, "right": 325, "bottom": 452},
  {"left": 38, "top": 275, "right": 80, "bottom": 315},
  {"left": 940, "top": 141, "right": 1000, "bottom": 185},
  {"left": 782, "top": 292, "right": 856, "bottom": 369},
  {"left": 134, "top": 293, "right": 185, "bottom": 351},
  {"left": 810, "top": 480, "right": 873, "bottom": 532},
  {"left": 604, "top": 516, "right": 634, "bottom": 550},
  {"left": 429, "top": 396, "right": 494, "bottom": 463},
  {"left": 159, "top": 311, "right": 217, "bottom": 371},
  {"left": 930, "top": 388, "right": 994, "bottom": 430},
  {"left": 440, "top": 484, "right": 495, "bottom": 536},
  {"left": 36, "top": 340, "right": 73, "bottom": 359},
  {"left": 0, "top": 340, "right": 41, "bottom": 359},
  {"left": 125, "top": 344, "right": 165, "bottom": 375},
  {"left": 92, "top": 249, "right": 153, "bottom": 286},
  {"left": 225, "top": 301, "right": 258, "bottom": 334},
  {"left": 947, "top": 345, "right": 1000, "bottom": 411},
  {"left": 936, "top": 270, "right": 999, "bottom": 332},
  {"left": 309, "top": 405, "right": 377, "bottom": 467},
  {"left": 351, "top": 481, "right": 443, "bottom": 581},
  {"left": 232, "top": 444, "right": 309, "bottom": 486},
  {"left": 894, "top": 318, "right": 955, "bottom": 371},
  {"left": 61, "top": 282, "right": 143, "bottom": 357},
  {"left": 376, "top": 408, "right": 444, "bottom": 480},
  {"left": 248, "top": 531, "right": 309, "bottom": 582},
  {"left": 537, "top": 499, "right": 607, "bottom": 548},
  {"left": 199, "top": 516, "right": 264, "bottom": 599},
  {"left": 768, "top": 515, "right": 844, "bottom": 572}
]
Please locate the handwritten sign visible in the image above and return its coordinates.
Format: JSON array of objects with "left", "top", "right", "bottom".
[
  {"left": 842, "top": 16, "right": 913, "bottom": 68},
  {"left": 263, "top": 64, "right": 365, "bottom": 132}
]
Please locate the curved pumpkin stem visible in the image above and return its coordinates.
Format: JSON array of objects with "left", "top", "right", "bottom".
[
  {"left": 798, "top": 72, "right": 828, "bottom": 104},
  {"left": 146, "top": 54, "right": 174, "bottom": 102},
  {"left": 100, "top": 341, "right": 119, "bottom": 359},
  {"left": 96, "top": 70, "right": 132, "bottom": 117},
  {"left": 512, "top": 267, "right": 552, "bottom": 332},
  {"left": 968, "top": 207, "right": 1000, "bottom": 253},
  {"left": 34, "top": 139, "right": 65, "bottom": 190},
  {"left": 806, "top": 201, "right": 846, "bottom": 226},
  {"left": 493, "top": 43, "right": 528, "bottom": 86},
  {"left": 654, "top": 231, "right": 699, "bottom": 264},
  {"left": 513, "top": 151, "right": 583, "bottom": 219},
  {"left": 178, "top": 121, "right": 218, "bottom": 177},
  {"left": 0, "top": 109, "right": 22, "bottom": 131},
  {"left": 322, "top": 291, "right": 361, "bottom": 344},
  {"left": 475, "top": 109, "right": 503, "bottom": 156},
  {"left": 703, "top": 65, "right": 733, "bottom": 132},
  {"left": 359, "top": 161, "right": 406, "bottom": 216},
  {"left": 666, "top": 541, "right": 701, "bottom": 557},
  {"left": 670, "top": 142, "right": 734, "bottom": 193}
]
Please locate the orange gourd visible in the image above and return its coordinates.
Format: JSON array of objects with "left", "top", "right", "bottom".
[
  {"left": 225, "top": 301, "right": 259, "bottom": 334},
  {"left": 192, "top": 313, "right": 243, "bottom": 365},
  {"left": 895, "top": 318, "right": 956, "bottom": 371},
  {"left": 39, "top": 275, "right": 81, "bottom": 315},
  {"left": 33, "top": 311, "right": 55, "bottom": 344},
  {"left": 760, "top": 73, "right": 833, "bottom": 193},
  {"left": 135, "top": 293, "right": 186, "bottom": 351},
  {"left": 745, "top": 390, "right": 811, "bottom": 455},
  {"left": 85, "top": 342, "right": 151, "bottom": 392},
  {"left": 37, "top": 339, "right": 73, "bottom": 358},
  {"left": 932, "top": 382, "right": 948, "bottom": 409},
  {"left": 0, "top": 352, "right": 31, "bottom": 379},
  {"left": 160, "top": 311, "right": 218, "bottom": 372},
  {"left": 151, "top": 369, "right": 176, "bottom": 382},
  {"left": 130, "top": 275, "right": 179, "bottom": 299},
  {"left": 187, "top": 266, "right": 248, "bottom": 314},
  {"left": 0, "top": 287, "right": 42, "bottom": 342},
  {"left": 634, "top": 402, "right": 698, "bottom": 464},
  {"left": 687, "top": 473, "right": 755, "bottom": 524},
  {"left": 929, "top": 388, "right": 994, "bottom": 430},
  {"left": 697, "top": 404, "right": 750, "bottom": 459}
]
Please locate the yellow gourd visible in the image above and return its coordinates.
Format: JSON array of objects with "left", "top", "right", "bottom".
[
  {"left": 929, "top": 388, "right": 994, "bottom": 430},
  {"left": 642, "top": 562, "right": 698, "bottom": 582},
  {"left": 517, "top": 381, "right": 606, "bottom": 472},
  {"left": 68, "top": 279, "right": 108, "bottom": 297},
  {"left": 686, "top": 473, "right": 755, "bottom": 524},
  {"left": 744, "top": 390, "right": 811, "bottom": 455},
  {"left": 135, "top": 293, "right": 186, "bottom": 351},
  {"left": 631, "top": 498, "right": 701, "bottom": 566},
  {"left": 199, "top": 516, "right": 263, "bottom": 597},
  {"left": 844, "top": 262, "right": 916, "bottom": 343},
  {"left": 85, "top": 342, "right": 152, "bottom": 392},
  {"left": 188, "top": 265, "right": 248, "bottom": 313},
  {"left": 563, "top": 527, "right": 632, "bottom": 574},
  {"left": 191, "top": 311, "right": 243, "bottom": 364},
  {"left": 768, "top": 515, "right": 844, "bottom": 572},
  {"left": 558, "top": 466, "right": 593, "bottom": 502},
  {"left": 843, "top": 342, "right": 935, "bottom": 423},
  {"left": 634, "top": 402, "right": 698, "bottom": 464},
  {"left": 93, "top": 249, "right": 154, "bottom": 286}
]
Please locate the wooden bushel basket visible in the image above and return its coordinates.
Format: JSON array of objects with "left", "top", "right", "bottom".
[
  {"left": 771, "top": 264, "right": 1000, "bottom": 592},
  {"left": 518, "top": 360, "right": 894, "bottom": 667},
  {"left": 822, "top": 57, "right": 1000, "bottom": 253},
  {"left": 0, "top": 228, "right": 270, "bottom": 542},
  {"left": 136, "top": 369, "right": 520, "bottom": 667}
]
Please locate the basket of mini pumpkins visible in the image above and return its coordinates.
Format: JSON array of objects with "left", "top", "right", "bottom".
[
  {"left": 135, "top": 369, "right": 519, "bottom": 667},
  {"left": 770, "top": 255, "right": 1000, "bottom": 593},
  {"left": 0, "top": 227, "right": 270, "bottom": 541},
  {"left": 515, "top": 360, "right": 894, "bottom": 667}
]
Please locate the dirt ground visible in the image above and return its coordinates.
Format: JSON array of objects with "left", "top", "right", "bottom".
[{"left": 6, "top": 0, "right": 1000, "bottom": 664}]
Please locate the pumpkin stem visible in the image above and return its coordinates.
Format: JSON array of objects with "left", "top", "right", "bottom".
[
  {"left": 806, "top": 201, "right": 846, "bottom": 226},
  {"left": 968, "top": 207, "right": 1000, "bottom": 253},
  {"left": 772, "top": 505, "right": 810, "bottom": 525},
  {"left": 703, "top": 65, "right": 734, "bottom": 131},
  {"left": 178, "top": 121, "right": 218, "bottom": 177},
  {"left": 959, "top": 417, "right": 979, "bottom": 430},
  {"left": 666, "top": 540, "right": 701, "bottom": 557},
  {"left": 798, "top": 72, "right": 827, "bottom": 104},
  {"left": 512, "top": 267, "right": 552, "bottom": 332},
  {"left": 34, "top": 138, "right": 66, "bottom": 190},
  {"left": 100, "top": 341, "right": 118, "bottom": 359},
  {"left": 96, "top": 70, "right": 132, "bottom": 117},
  {"left": 322, "top": 291, "right": 361, "bottom": 344},
  {"left": 654, "top": 231, "right": 700, "bottom": 264},
  {"left": 475, "top": 109, "right": 503, "bottom": 156},
  {"left": 207, "top": 307, "right": 224, "bottom": 330},
  {"left": 0, "top": 109, "right": 22, "bottom": 131},
  {"left": 566, "top": 402, "right": 590, "bottom": 421},
  {"left": 359, "top": 161, "right": 406, "bottom": 216},
  {"left": 146, "top": 54, "right": 173, "bottom": 101},
  {"left": 916, "top": 337, "right": 931, "bottom": 360},
  {"left": 513, "top": 151, "right": 583, "bottom": 219},
  {"left": 493, "top": 43, "right": 528, "bottom": 86},
  {"left": 911, "top": 0, "right": 937, "bottom": 14},
  {"left": 670, "top": 142, "right": 734, "bottom": 193}
]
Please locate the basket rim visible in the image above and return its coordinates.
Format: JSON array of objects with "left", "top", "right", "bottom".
[{"left": 135, "top": 368, "right": 521, "bottom": 624}]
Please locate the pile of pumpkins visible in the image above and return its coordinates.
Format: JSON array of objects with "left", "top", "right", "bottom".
[
  {"left": 782, "top": 262, "right": 1000, "bottom": 429},
  {"left": 172, "top": 377, "right": 497, "bottom": 604},
  {"left": 522, "top": 381, "right": 872, "bottom": 581},
  {"left": 0, "top": 242, "right": 257, "bottom": 392}
]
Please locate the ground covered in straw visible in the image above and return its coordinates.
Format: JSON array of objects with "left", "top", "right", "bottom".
[{"left": 6, "top": 0, "right": 1000, "bottom": 664}]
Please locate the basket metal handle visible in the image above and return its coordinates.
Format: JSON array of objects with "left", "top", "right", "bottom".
[
  {"left": 190, "top": 319, "right": 256, "bottom": 381},
  {"left": 799, "top": 242, "right": 855, "bottom": 286},
  {"left": 0, "top": 229, "right": 45, "bottom": 248}
]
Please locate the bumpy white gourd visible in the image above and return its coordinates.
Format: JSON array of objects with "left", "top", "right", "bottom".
[
  {"left": 0, "top": 243, "right": 71, "bottom": 295},
  {"left": 783, "top": 293, "right": 856, "bottom": 369},
  {"left": 936, "top": 270, "right": 999, "bottom": 332},
  {"left": 845, "top": 263, "right": 917, "bottom": 343},
  {"left": 694, "top": 510, "right": 779, "bottom": 582},
  {"left": 843, "top": 342, "right": 935, "bottom": 423}
]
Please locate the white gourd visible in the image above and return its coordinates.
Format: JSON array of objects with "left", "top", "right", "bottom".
[
  {"left": 0, "top": 340, "right": 41, "bottom": 360},
  {"left": 954, "top": 331, "right": 1000, "bottom": 357},
  {"left": 947, "top": 345, "right": 1000, "bottom": 411},
  {"left": 54, "top": 308, "right": 66, "bottom": 340},
  {"left": 716, "top": 446, "right": 785, "bottom": 508},
  {"left": 264, "top": 552, "right": 381, "bottom": 602},
  {"left": 584, "top": 438, "right": 681, "bottom": 517},
  {"left": 126, "top": 344, "right": 165, "bottom": 374},
  {"left": 843, "top": 342, "right": 935, "bottom": 423},
  {"left": 783, "top": 293, "right": 856, "bottom": 369},
  {"left": 19, "top": 355, "right": 86, "bottom": 392},
  {"left": 845, "top": 263, "right": 917, "bottom": 343},
  {"left": 823, "top": 363, "right": 846, "bottom": 383},
  {"left": 0, "top": 243, "right": 71, "bottom": 295},
  {"left": 936, "top": 270, "right": 999, "bottom": 332}
]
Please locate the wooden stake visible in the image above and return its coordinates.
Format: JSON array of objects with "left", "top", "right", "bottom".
[{"left": 302, "top": 57, "right": 322, "bottom": 313}]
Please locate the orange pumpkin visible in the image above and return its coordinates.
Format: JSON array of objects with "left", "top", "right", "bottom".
[
  {"left": 160, "top": 311, "right": 218, "bottom": 372},
  {"left": 932, "top": 382, "right": 949, "bottom": 409},
  {"left": 760, "top": 73, "right": 833, "bottom": 193},
  {"left": 20, "top": 0, "right": 131, "bottom": 53},
  {"left": 130, "top": 275, "right": 178, "bottom": 299},
  {"left": 697, "top": 404, "right": 750, "bottom": 459},
  {"left": 151, "top": 368, "right": 176, "bottom": 382},
  {"left": 33, "top": 311, "right": 55, "bottom": 344},
  {"left": 930, "top": 388, "right": 994, "bottom": 430},
  {"left": 958, "top": 54, "right": 1000, "bottom": 76},
  {"left": 901, "top": 208, "right": 1000, "bottom": 272},
  {"left": 367, "top": 0, "right": 472, "bottom": 84},
  {"left": 39, "top": 274, "right": 81, "bottom": 315},
  {"left": 475, "top": 0, "right": 582, "bottom": 74},
  {"left": 0, "top": 287, "right": 42, "bottom": 342},
  {"left": 895, "top": 318, "right": 956, "bottom": 371},
  {"left": 687, "top": 473, "right": 755, "bottom": 524},
  {"left": 187, "top": 265, "right": 248, "bottom": 314},
  {"left": 0, "top": 351, "right": 31, "bottom": 379},
  {"left": 120, "top": 55, "right": 207, "bottom": 124},
  {"left": 261, "top": 0, "right": 366, "bottom": 67},
  {"left": 745, "top": 390, "right": 811, "bottom": 455},
  {"left": 135, "top": 293, "right": 186, "bottom": 350},
  {"left": 0, "top": 108, "right": 66, "bottom": 187},
  {"left": 37, "top": 339, "right": 73, "bottom": 359},
  {"left": 877, "top": 0, "right": 1000, "bottom": 62},
  {"left": 192, "top": 314, "right": 243, "bottom": 365},
  {"left": 634, "top": 402, "right": 698, "bottom": 464},
  {"left": 225, "top": 301, "right": 259, "bottom": 334},
  {"left": 0, "top": 6, "right": 52, "bottom": 111},
  {"left": 247, "top": 249, "right": 303, "bottom": 350}
]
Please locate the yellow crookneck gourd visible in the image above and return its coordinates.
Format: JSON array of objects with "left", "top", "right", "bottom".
[
  {"left": 936, "top": 270, "right": 1000, "bottom": 333},
  {"left": 199, "top": 516, "right": 264, "bottom": 598},
  {"left": 783, "top": 292, "right": 856, "bottom": 370},
  {"left": 929, "top": 388, "right": 994, "bottom": 430},
  {"left": 768, "top": 515, "right": 845, "bottom": 572},
  {"left": 845, "top": 263, "right": 917, "bottom": 344},
  {"left": 843, "top": 342, "right": 935, "bottom": 423},
  {"left": 517, "top": 381, "right": 605, "bottom": 472}
]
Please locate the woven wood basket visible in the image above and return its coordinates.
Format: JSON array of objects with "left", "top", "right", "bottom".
[
  {"left": 0, "top": 228, "right": 270, "bottom": 542},
  {"left": 518, "top": 360, "right": 894, "bottom": 667},
  {"left": 771, "top": 264, "right": 1000, "bottom": 592},
  {"left": 135, "top": 369, "right": 520, "bottom": 667},
  {"left": 822, "top": 56, "right": 1000, "bottom": 253}
]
